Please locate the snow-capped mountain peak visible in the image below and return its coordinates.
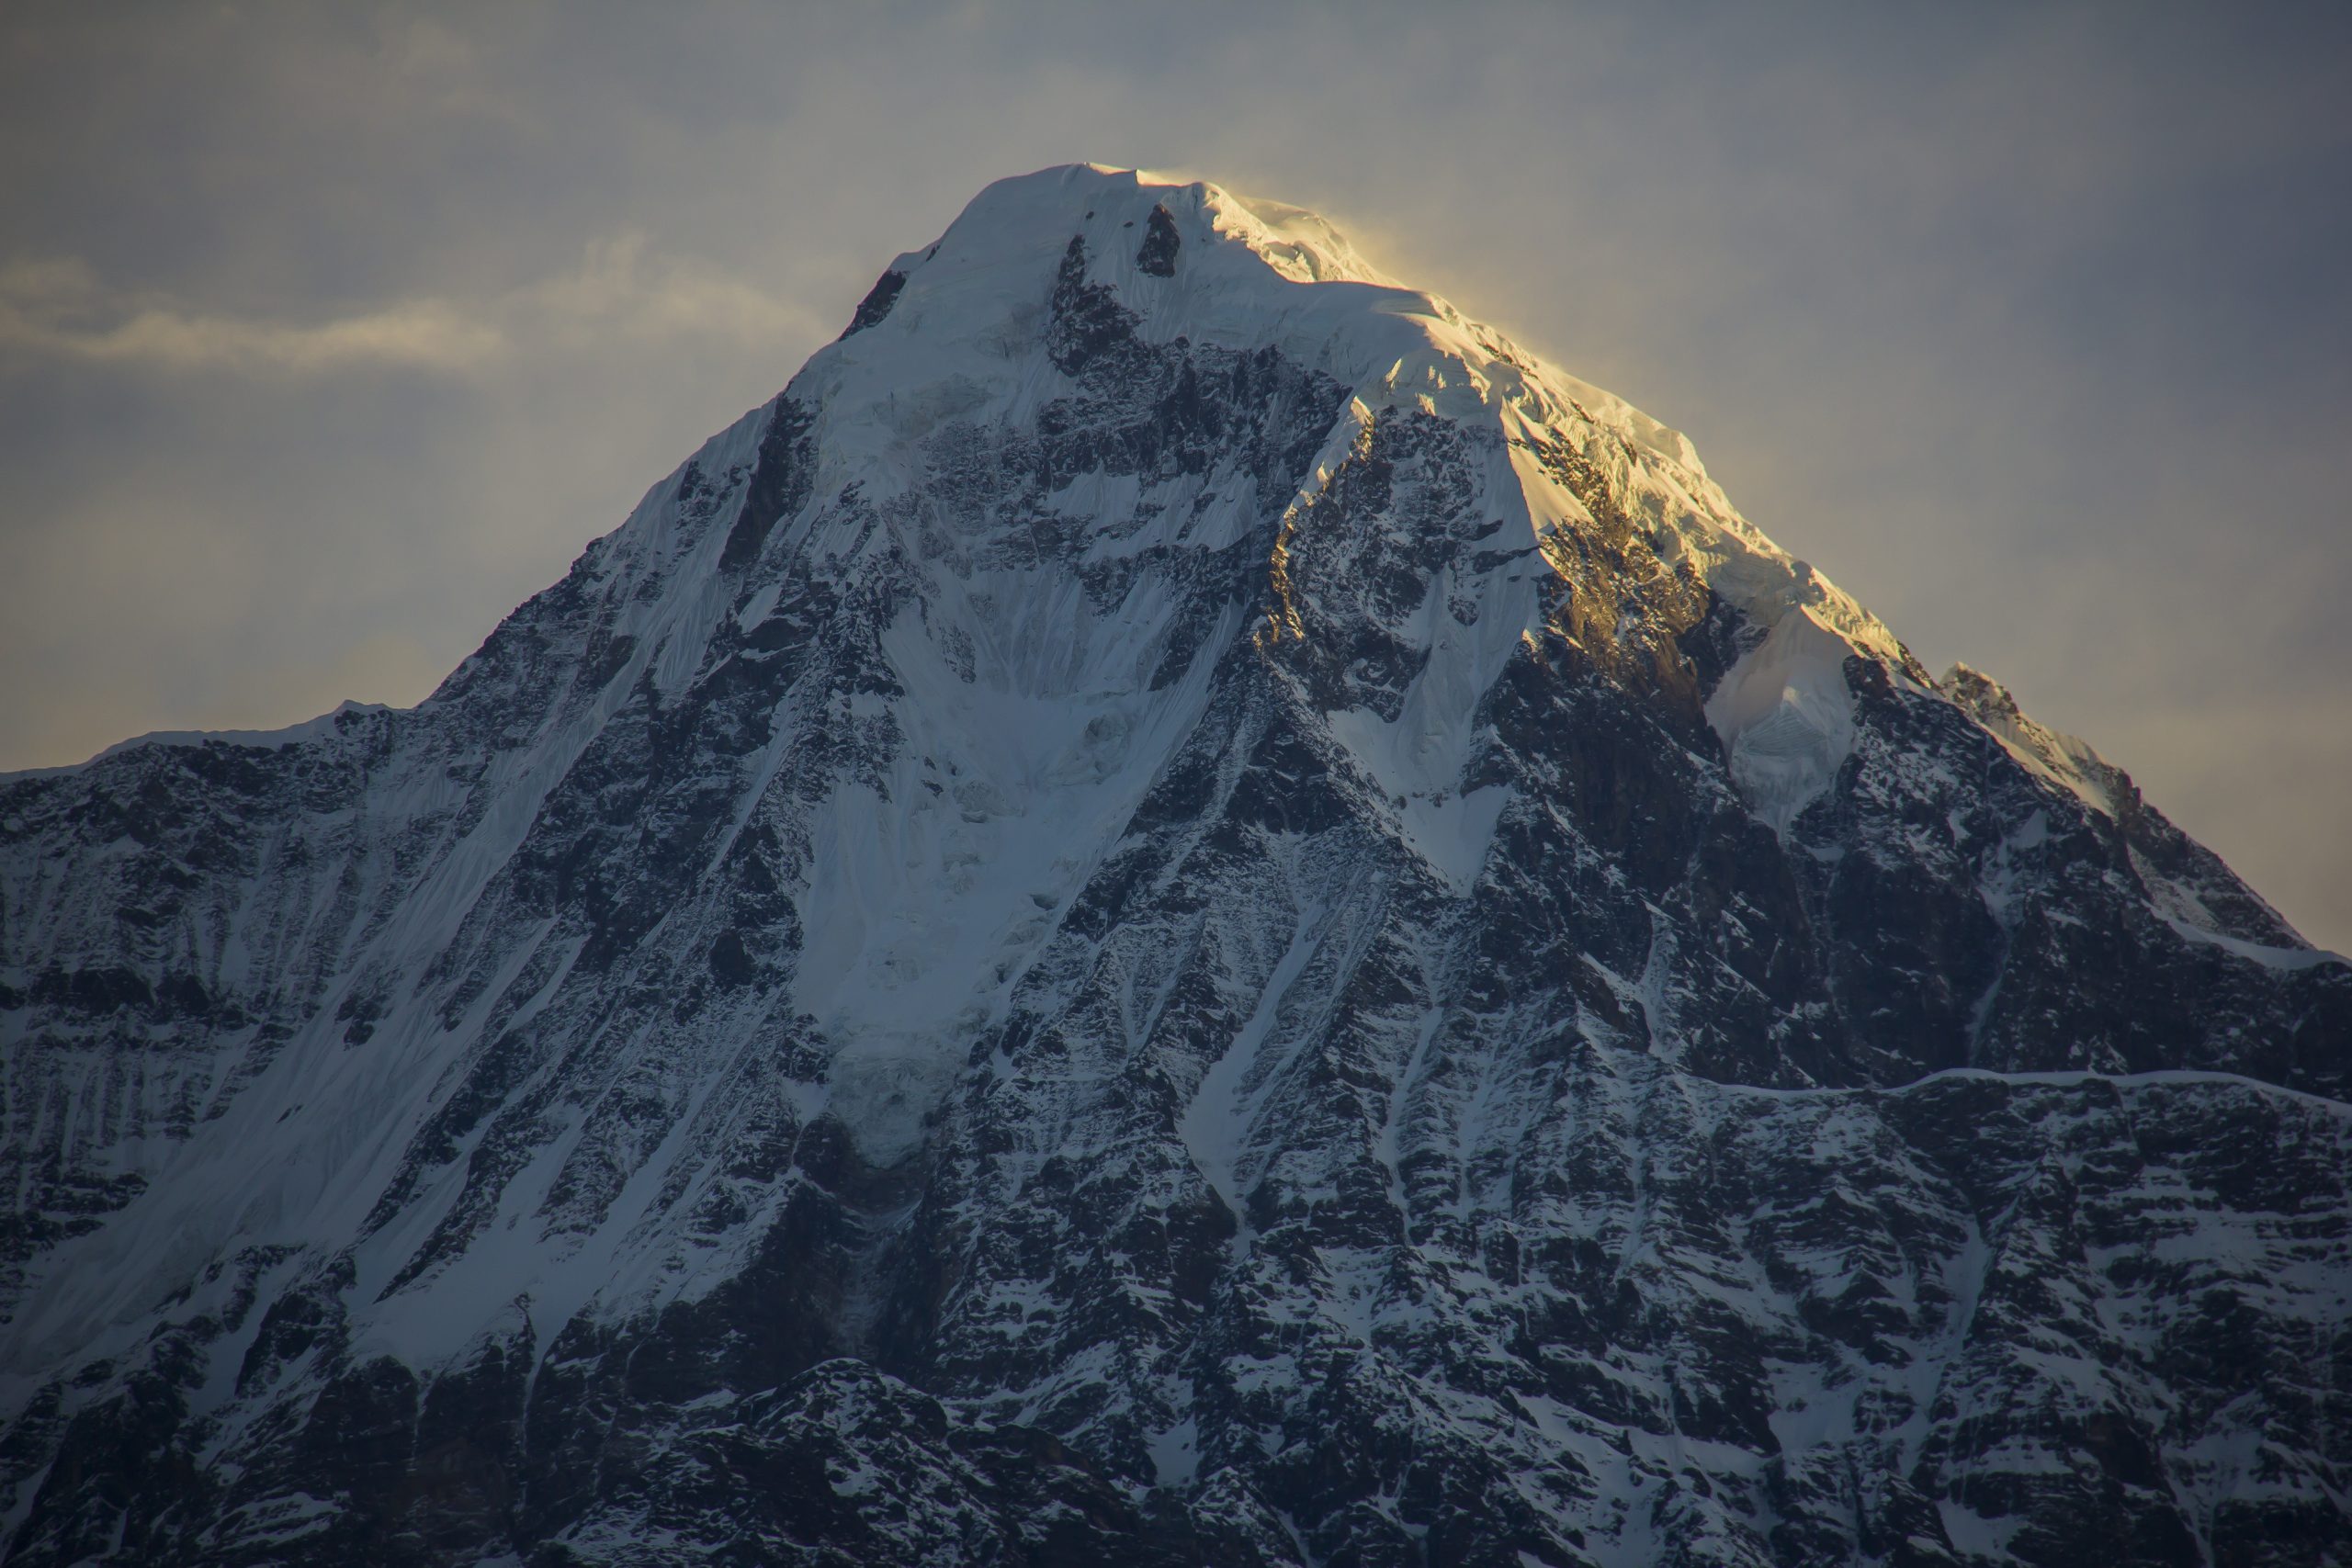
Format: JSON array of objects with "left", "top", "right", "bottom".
[{"left": 3, "top": 164, "right": 2345, "bottom": 1567}]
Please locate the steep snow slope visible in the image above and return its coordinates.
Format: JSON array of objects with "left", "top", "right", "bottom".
[{"left": 3, "top": 164, "right": 2346, "bottom": 1567}]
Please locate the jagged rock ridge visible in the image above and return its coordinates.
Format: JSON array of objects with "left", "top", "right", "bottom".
[{"left": 3, "top": 164, "right": 2346, "bottom": 1567}]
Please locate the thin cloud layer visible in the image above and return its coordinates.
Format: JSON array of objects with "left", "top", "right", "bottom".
[
  {"left": 0, "top": 287, "right": 501, "bottom": 375},
  {"left": 0, "top": 236, "right": 815, "bottom": 377}
]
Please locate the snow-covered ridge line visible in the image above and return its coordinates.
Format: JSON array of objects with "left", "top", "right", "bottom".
[
  {"left": 2, "top": 702, "right": 393, "bottom": 780},
  {"left": 801, "top": 164, "right": 1907, "bottom": 658},
  {"left": 93, "top": 701, "right": 397, "bottom": 758},
  {"left": 1937, "top": 660, "right": 2124, "bottom": 817}
]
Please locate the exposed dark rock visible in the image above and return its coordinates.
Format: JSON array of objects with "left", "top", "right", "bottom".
[
  {"left": 1136, "top": 203, "right": 1182, "bottom": 276},
  {"left": 840, "top": 267, "right": 907, "bottom": 337}
]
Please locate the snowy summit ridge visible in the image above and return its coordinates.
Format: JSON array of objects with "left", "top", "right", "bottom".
[
  {"left": 3, "top": 164, "right": 2346, "bottom": 1567},
  {"left": 818, "top": 165, "right": 1900, "bottom": 647}
]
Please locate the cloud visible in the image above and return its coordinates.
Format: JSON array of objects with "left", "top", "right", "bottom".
[
  {"left": 0, "top": 236, "right": 820, "bottom": 378},
  {"left": 522, "top": 230, "right": 824, "bottom": 347},
  {"left": 0, "top": 257, "right": 503, "bottom": 373}
]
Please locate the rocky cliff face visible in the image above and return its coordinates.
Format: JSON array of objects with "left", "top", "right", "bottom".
[{"left": 4, "top": 164, "right": 2346, "bottom": 1567}]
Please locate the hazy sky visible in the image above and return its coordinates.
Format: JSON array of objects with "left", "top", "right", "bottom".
[{"left": 4, "top": 1, "right": 2347, "bottom": 949}]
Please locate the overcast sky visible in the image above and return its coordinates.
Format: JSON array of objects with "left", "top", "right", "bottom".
[{"left": 4, "top": 1, "right": 2346, "bottom": 949}]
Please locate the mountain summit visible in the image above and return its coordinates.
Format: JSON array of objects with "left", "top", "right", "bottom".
[{"left": 5, "top": 164, "right": 2346, "bottom": 1566}]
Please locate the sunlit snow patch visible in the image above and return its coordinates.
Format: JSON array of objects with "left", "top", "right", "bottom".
[
  {"left": 1705, "top": 606, "right": 1859, "bottom": 835},
  {"left": 1939, "top": 661, "right": 2122, "bottom": 818}
]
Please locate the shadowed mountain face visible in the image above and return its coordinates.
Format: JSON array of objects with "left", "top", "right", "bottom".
[{"left": 4, "top": 165, "right": 2346, "bottom": 1568}]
